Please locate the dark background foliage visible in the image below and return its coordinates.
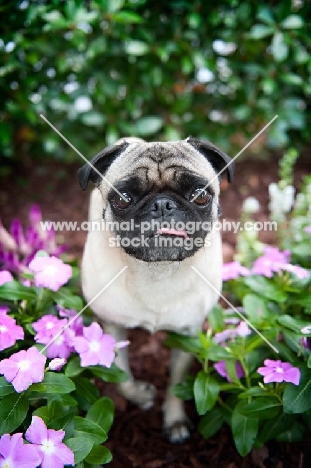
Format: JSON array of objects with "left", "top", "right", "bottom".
[{"left": 1, "top": 0, "right": 310, "bottom": 164}]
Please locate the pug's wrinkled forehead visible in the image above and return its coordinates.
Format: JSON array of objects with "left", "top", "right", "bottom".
[{"left": 77, "top": 137, "right": 234, "bottom": 198}]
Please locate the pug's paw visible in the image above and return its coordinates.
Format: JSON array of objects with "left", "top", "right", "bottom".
[
  {"left": 118, "top": 380, "right": 156, "bottom": 409},
  {"left": 164, "top": 419, "right": 193, "bottom": 444}
]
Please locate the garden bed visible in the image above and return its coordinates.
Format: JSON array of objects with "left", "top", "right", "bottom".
[{"left": 0, "top": 155, "right": 310, "bottom": 467}]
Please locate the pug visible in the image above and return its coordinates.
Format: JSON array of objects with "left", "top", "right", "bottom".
[{"left": 77, "top": 137, "right": 233, "bottom": 443}]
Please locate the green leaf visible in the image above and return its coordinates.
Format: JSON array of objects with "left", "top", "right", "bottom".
[
  {"left": 198, "top": 406, "right": 224, "bottom": 439},
  {"left": 281, "top": 15, "right": 303, "bottom": 29},
  {"left": 110, "top": 11, "right": 143, "bottom": 24},
  {"left": 0, "top": 377, "right": 15, "bottom": 397},
  {"left": 277, "top": 315, "right": 308, "bottom": 334},
  {"left": 258, "top": 413, "right": 295, "bottom": 444},
  {"left": 65, "top": 356, "right": 84, "bottom": 378},
  {"left": 207, "top": 304, "right": 224, "bottom": 331},
  {"left": 235, "top": 398, "right": 281, "bottom": 419},
  {"left": 276, "top": 422, "right": 305, "bottom": 442},
  {"left": 283, "top": 365, "right": 311, "bottom": 414},
  {"left": 66, "top": 437, "right": 93, "bottom": 464},
  {"left": 134, "top": 116, "right": 163, "bottom": 136},
  {"left": 0, "top": 393, "right": 29, "bottom": 435},
  {"left": 81, "top": 112, "right": 105, "bottom": 127},
  {"left": 206, "top": 345, "right": 230, "bottom": 361},
  {"left": 164, "top": 332, "right": 201, "bottom": 355},
  {"left": 248, "top": 24, "right": 274, "bottom": 39},
  {"left": 32, "top": 406, "right": 49, "bottom": 424},
  {"left": 243, "top": 276, "right": 286, "bottom": 302},
  {"left": 84, "top": 444, "right": 112, "bottom": 464},
  {"left": 35, "top": 372, "right": 75, "bottom": 394},
  {"left": 0, "top": 281, "right": 36, "bottom": 301},
  {"left": 231, "top": 410, "right": 259, "bottom": 456},
  {"left": 74, "top": 416, "right": 107, "bottom": 444},
  {"left": 54, "top": 290, "right": 83, "bottom": 310},
  {"left": 170, "top": 375, "right": 194, "bottom": 400},
  {"left": 271, "top": 32, "right": 288, "bottom": 62},
  {"left": 194, "top": 371, "right": 220, "bottom": 415},
  {"left": 124, "top": 40, "right": 149, "bottom": 56},
  {"left": 49, "top": 412, "right": 75, "bottom": 439},
  {"left": 238, "top": 387, "right": 270, "bottom": 399},
  {"left": 243, "top": 294, "right": 269, "bottom": 323},
  {"left": 89, "top": 363, "right": 128, "bottom": 383},
  {"left": 73, "top": 377, "right": 99, "bottom": 408},
  {"left": 86, "top": 397, "right": 114, "bottom": 434}
]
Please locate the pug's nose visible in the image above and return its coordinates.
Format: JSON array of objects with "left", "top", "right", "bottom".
[{"left": 151, "top": 197, "right": 178, "bottom": 216}]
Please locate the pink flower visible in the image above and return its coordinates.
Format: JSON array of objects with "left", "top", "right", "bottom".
[
  {"left": 48, "top": 358, "right": 67, "bottom": 371},
  {"left": 257, "top": 359, "right": 300, "bottom": 385},
  {"left": 235, "top": 321, "right": 251, "bottom": 337},
  {"left": 0, "top": 433, "right": 41, "bottom": 468},
  {"left": 0, "top": 270, "right": 14, "bottom": 286},
  {"left": 57, "top": 306, "right": 83, "bottom": 336},
  {"left": 281, "top": 264, "right": 309, "bottom": 279},
  {"left": 214, "top": 360, "right": 244, "bottom": 382},
  {"left": 252, "top": 246, "right": 308, "bottom": 279},
  {"left": 0, "top": 347, "right": 46, "bottom": 392},
  {"left": 25, "top": 416, "right": 74, "bottom": 468},
  {"left": 74, "top": 322, "right": 117, "bottom": 367},
  {"left": 222, "top": 261, "right": 250, "bottom": 281},
  {"left": 33, "top": 315, "right": 67, "bottom": 341},
  {"left": 28, "top": 255, "right": 72, "bottom": 291},
  {"left": 0, "top": 311, "right": 24, "bottom": 351},
  {"left": 33, "top": 315, "right": 74, "bottom": 359}
]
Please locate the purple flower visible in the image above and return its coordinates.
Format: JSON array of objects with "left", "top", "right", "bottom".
[
  {"left": 214, "top": 360, "right": 244, "bottom": 382},
  {"left": 0, "top": 347, "right": 46, "bottom": 392},
  {"left": 33, "top": 315, "right": 74, "bottom": 359},
  {"left": 29, "top": 255, "right": 72, "bottom": 291},
  {"left": 74, "top": 322, "right": 117, "bottom": 367},
  {"left": 0, "top": 270, "right": 14, "bottom": 286},
  {"left": 0, "top": 433, "right": 41, "bottom": 468},
  {"left": 304, "top": 226, "right": 311, "bottom": 235},
  {"left": 10, "top": 219, "right": 29, "bottom": 255},
  {"left": 48, "top": 358, "right": 67, "bottom": 371},
  {"left": 214, "top": 328, "right": 237, "bottom": 344},
  {"left": 0, "top": 311, "right": 24, "bottom": 351},
  {"left": 25, "top": 416, "right": 74, "bottom": 468},
  {"left": 222, "top": 261, "right": 250, "bottom": 281},
  {"left": 257, "top": 359, "right": 300, "bottom": 385},
  {"left": 214, "top": 321, "right": 251, "bottom": 345}
]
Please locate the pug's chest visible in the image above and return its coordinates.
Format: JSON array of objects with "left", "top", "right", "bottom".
[{"left": 116, "top": 270, "right": 216, "bottom": 333}]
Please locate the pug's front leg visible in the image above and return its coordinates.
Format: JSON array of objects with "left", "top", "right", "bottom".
[
  {"left": 163, "top": 348, "right": 193, "bottom": 443},
  {"left": 104, "top": 322, "right": 156, "bottom": 410}
]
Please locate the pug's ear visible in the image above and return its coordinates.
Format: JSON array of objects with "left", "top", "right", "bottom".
[
  {"left": 77, "top": 142, "right": 129, "bottom": 191},
  {"left": 186, "top": 137, "right": 234, "bottom": 183}
]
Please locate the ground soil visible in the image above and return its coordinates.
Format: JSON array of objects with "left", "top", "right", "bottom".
[{"left": 0, "top": 156, "right": 310, "bottom": 468}]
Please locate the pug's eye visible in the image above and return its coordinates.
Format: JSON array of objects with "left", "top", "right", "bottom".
[
  {"left": 191, "top": 188, "right": 211, "bottom": 205},
  {"left": 113, "top": 192, "right": 132, "bottom": 210}
]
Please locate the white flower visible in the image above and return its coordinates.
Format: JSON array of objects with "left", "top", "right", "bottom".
[
  {"left": 242, "top": 197, "right": 260, "bottom": 214},
  {"left": 74, "top": 96, "right": 92, "bottom": 112}
]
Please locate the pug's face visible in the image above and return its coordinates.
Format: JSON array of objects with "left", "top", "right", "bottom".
[{"left": 78, "top": 138, "right": 233, "bottom": 262}]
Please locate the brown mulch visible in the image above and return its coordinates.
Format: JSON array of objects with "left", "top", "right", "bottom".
[{"left": 1, "top": 155, "right": 310, "bottom": 467}]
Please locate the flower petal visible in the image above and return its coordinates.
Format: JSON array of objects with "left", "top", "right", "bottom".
[{"left": 25, "top": 416, "right": 48, "bottom": 444}]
